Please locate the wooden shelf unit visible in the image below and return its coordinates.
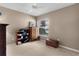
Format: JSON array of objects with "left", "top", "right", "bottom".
[{"left": 16, "top": 27, "right": 39, "bottom": 45}]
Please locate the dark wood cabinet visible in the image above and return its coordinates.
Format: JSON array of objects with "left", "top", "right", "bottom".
[
  {"left": 0, "top": 24, "right": 8, "bottom": 56},
  {"left": 46, "top": 39, "right": 59, "bottom": 48}
]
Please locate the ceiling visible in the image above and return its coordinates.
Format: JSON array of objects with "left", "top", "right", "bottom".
[{"left": 0, "top": 3, "right": 75, "bottom": 16}]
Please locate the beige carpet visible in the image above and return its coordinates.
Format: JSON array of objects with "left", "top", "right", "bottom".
[{"left": 7, "top": 40, "right": 79, "bottom": 56}]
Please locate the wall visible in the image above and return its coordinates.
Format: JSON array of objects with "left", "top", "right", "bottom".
[
  {"left": 0, "top": 6, "right": 35, "bottom": 44},
  {"left": 37, "top": 4, "right": 79, "bottom": 50}
]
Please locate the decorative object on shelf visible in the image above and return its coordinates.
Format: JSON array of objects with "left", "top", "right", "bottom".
[{"left": 28, "top": 21, "right": 35, "bottom": 27}]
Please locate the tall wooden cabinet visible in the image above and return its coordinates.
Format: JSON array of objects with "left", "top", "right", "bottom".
[
  {"left": 0, "top": 24, "right": 8, "bottom": 56},
  {"left": 29, "top": 27, "right": 39, "bottom": 41}
]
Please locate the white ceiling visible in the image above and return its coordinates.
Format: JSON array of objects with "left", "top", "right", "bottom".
[{"left": 0, "top": 3, "right": 74, "bottom": 16}]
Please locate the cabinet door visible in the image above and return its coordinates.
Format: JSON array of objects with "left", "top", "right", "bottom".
[
  {"left": 32, "top": 28, "right": 36, "bottom": 39},
  {"left": 0, "top": 26, "right": 6, "bottom": 56}
]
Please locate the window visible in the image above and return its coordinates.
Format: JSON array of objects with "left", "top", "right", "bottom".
[{"left": 39, "top": 20, "right": 48, "bottom": 36}]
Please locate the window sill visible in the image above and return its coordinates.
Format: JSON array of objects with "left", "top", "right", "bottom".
[{"left": 39, "top": 35, "right": 48, "bottom": 37}]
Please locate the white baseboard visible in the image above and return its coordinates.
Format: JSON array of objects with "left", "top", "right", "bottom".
[{"left": 59, "top": 45, "right": 79, "bottom": 53}]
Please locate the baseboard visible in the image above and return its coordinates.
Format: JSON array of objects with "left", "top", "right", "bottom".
[{"left": 59, "top": 45, "right": 79, "bottom": 53}]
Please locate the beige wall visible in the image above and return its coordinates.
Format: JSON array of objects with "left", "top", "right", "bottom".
[
  {"left": 37, "top": 4, "right": 79, "bottom": 50},
  {"left": 0, "top": 6, "right": 35, "bottom": 44}
]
